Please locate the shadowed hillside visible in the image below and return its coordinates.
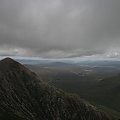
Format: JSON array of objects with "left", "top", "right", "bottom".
[
  {"left": 0, "top": 58, "right": 110, "bottom": 120},
  {"left": 85, "top": 74, "right": 120, "bottom": 112}
]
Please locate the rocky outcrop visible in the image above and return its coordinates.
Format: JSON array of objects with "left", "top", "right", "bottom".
[{"left": 0, "top": 58, "right": 110, "bottom": 120}]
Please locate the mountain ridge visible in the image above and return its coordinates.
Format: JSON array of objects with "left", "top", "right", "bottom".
[{"left": 0, "top": 58, "right": 110, "bottom": 120}]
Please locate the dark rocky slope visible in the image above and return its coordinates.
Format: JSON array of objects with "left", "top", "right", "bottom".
[{"left": 0, "top": 58, "right": 110, "bottom": 120}]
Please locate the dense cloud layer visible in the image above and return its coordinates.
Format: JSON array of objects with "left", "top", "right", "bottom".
[{"left": 0, "top": 0, "right": 120, "bottom": 58}]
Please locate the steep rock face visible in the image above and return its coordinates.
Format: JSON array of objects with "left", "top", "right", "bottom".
[{"left": 0, "top": 58, "right": 110, "bottom": 120}]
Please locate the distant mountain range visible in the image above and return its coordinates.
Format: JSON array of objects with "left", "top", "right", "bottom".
[
  {"left": 0, "top": 58, "right": 110, "bottom": 120},
  {"left": 2, "top": 56, "right": 120, "bottom": 65}
]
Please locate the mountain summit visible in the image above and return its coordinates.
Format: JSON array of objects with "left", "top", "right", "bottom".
[
  {"left": 0, "top": 58, "right": 110, "bottom": 120},
  {"left": 0, "top": 57, "right": 20, "bottom": 67},
  {"left": 0, "top": 57, "right": 31, "bottom": 73}
]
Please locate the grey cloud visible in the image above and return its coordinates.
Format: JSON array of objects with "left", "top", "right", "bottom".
[{"left": 0, "top": 0, "right": 120, "bottom": 58}]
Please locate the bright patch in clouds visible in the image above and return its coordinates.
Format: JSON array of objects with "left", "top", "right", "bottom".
[
  {"left": 105, "top": 48, "right": 120, "bottom": 58},
  {"left": 0, "top": 45, "right": 32, "bottom": 56}
]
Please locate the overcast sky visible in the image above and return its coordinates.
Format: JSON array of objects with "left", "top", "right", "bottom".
[{"left": 0, "top": 0, "right": 120, "bottom": 58}]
